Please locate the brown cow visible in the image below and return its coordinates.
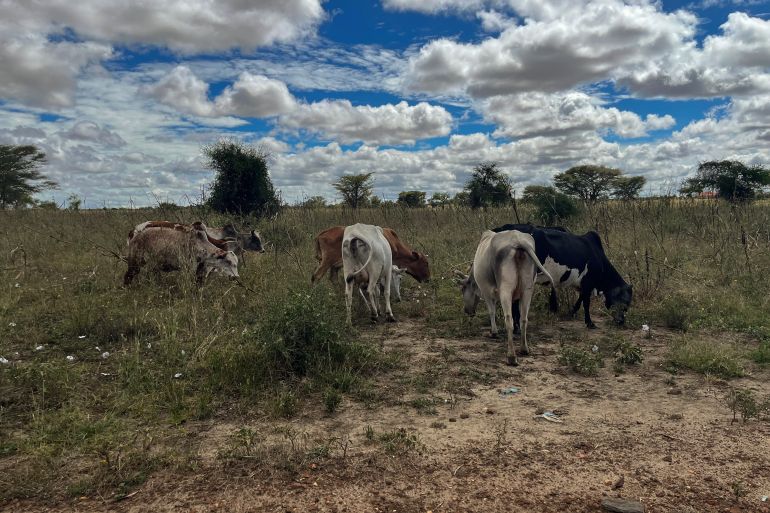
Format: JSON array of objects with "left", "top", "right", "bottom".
[{"left": 311, "top": 225, "right": 430, "bottom": 284}]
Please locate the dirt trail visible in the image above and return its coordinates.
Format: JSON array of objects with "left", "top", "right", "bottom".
[{"left": 8, "top": 319, "right": 770, "bottom": 513}]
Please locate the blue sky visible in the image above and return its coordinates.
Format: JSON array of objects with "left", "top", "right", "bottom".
[{"left": 1, "top": 0, "right": 769, "bottom": 206}]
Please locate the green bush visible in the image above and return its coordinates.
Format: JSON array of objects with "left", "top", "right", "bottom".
[
  {"left": 658, "top": 293, "right": 695, "bottom": 331},
  {"left": 668, "top": 336, "right": 744, "bottom": 378},
  {"left": 558, "top": 345, "right": 602, "bottom": 376},
  {"left": 522, "top": 185, "right": 579, "bottom": 224}
]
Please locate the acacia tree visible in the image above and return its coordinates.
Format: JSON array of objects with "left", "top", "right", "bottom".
[
  {"left": 464, "top": 162, "right": 512, "bottom": 209},
  {"left": 332, "top": 172, "right": 374, "bottom": 209},
  {"left": 680, "top": 160, "right": 770, "bottom": 202},
  {"left": 0, "top": 145, "right": 58, "bottom": 209},
  {"left": 429, "top": 192, "right": 451, "bottom": 208},
  {"left": 612, "top": 175, "right": 646, "bottom": 200},
  {"left": 205, "top": 140, "right": 279, "bottom": 216},
  {"left": 397, "top": 190, "right": 426, "bottom": 208},
  {"left": 553, "top": 165, "right": 621, "bottom": 203}
]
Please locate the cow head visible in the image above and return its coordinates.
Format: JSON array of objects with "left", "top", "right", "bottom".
[
  {"left": 207, "top": 250, "right": 240, "bottom": 279},
  {"left": 220, "top": 224, "right": 238, "bottom": 239},
  {"left": 242, "top": 230, "right": 265, "bottom": 253},
  {"left": 605, "top": 284, "right": 632, "bottom": 325},
  {"left": 405, "top": 251, "right": 430, "bottom": 283},
  {"left": 454, "top": 269, "right": 479, "bottom": 316}
]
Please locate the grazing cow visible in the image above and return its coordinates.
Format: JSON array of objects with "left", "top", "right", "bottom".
[
  {"left": 457, "top": 230, "right": 553, "bottom": 366},
  {"left": 492, "top": 223, "right": 632, "bottom": 328},
  {"left": 311, "top": 225, "right": 430, "bottom": 284},
  {"left": 124, "top": 223, "right": 239, "bottom": 286},
  {"left": 354, "top": 265, "right": 405, "bottom": 314},
  {"left": 342, "top": 224, "right": 395, "bottom": 325},
  {"left": 129, "top": 221, "right": 264, "bottom": 263}
]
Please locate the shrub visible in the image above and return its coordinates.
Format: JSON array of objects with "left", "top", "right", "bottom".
[
  {"left": 558, "top": 345, "right": 602, "bottom": 376},
  {"left": 522, "top": 185, "right": 579, "bottom": 224},
  {"left": 658, "top": 293, "right": 695, "bottom": 331}
]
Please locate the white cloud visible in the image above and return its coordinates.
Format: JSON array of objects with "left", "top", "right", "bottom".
[
  {"left": 147, "top": 67, "right": 453, "bottom": 146},
  {"left": 59, "top": 121, "right": 127, "bottom": 148},
  {"left": 280, "top": 100, "right": 453, "bottom": 145},
  {"left": 477, "top": 10, "right": 517, "bottom": 32},
  {"left": 1, "top": 0, "right": 325, "bottom": 54},
  {"left": 480, "top": 92, "right": 676, "bottom": 139},
  {"left": 0, "top": 35, "right": 112, "bottom": 108},
  {"left": 405, "top": 1, "right": 698, "bottom": 98},
  {"left": 214, "top": 74, "right": 297, "bottom": 118}
]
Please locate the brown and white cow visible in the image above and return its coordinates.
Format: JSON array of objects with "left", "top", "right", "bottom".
[
  {"left": 124, "top": 223, "right": 239, "bottom": 286},
  {"left": 129, "top": 221, "right": 264, "bottom": 263},
  {"left": 311, "top": 225, "right": 430, "bottom": 284}
]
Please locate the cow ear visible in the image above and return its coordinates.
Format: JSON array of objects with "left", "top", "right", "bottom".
[
  {"left": 412, "top": 251, "right": 420, "bottom": 260},
  {"left": 193, "top": 230, "right": 207, "bottom": 242}
]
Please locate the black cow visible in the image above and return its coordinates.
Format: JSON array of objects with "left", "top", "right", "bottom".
[{"left": 492, "top": 224, "right": 632, "bottom": 328}]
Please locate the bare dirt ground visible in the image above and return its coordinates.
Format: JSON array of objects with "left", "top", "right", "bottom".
[{"left": 7, "top": 317, "right": 770, "bottom": 513}]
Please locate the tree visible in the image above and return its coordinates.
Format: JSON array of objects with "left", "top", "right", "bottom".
[
  {"left": 464, "top": 162, "right": 512, "bottom": 209},
  {"left": 299, "top": 195, "right": 327, "bottom": 208},
  {"left": 0, "top": 144, "right": 57, "bottom": 209},
  {"left": 553, "top": 165, "right": 621, "bottom": 203},
  {"left": 453, "top": 191, "right": 471, "bottom": 207},
  {"left": 397, "top": 190, "right": 426, "bottom": 208},
  {"left": 205, "top": 139, "right": 279, "bottom": 216},
  {"left": 522, "top": 185, "right": 578, "bottom": 224},
  {"left": 612, "top": 175, "right": 646, "bottom": 200},
  {"left": 680, "top": 160, "right": 770, "bottom": 202},
  {"left": 332, "top": 172, "right": 374, "bottom": 209},
  {"left": 67, "top": 194, "right": 82, "bottom": 211},
  {"left": 429, "top": 192, "right": 451, "bottom": 208}
]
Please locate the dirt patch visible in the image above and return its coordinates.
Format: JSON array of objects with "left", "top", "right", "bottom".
[{"left": 6, "top": 318, "right": 770, "bottom": 513}]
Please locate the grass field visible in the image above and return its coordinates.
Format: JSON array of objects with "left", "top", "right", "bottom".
[{"left": 1, "top": 199, "right": 769, "bottom": 512}]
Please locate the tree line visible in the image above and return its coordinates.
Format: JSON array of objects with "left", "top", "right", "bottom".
[{"left": 1, "top": 141, "right": 768, "bottom": 215}]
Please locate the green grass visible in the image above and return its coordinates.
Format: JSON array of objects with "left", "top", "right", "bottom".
[
  {"left": 667, "top": 336, "right": 745, "bottom": 378},
  {"left": 1, "top": 199, "right": 769, "bottom": 500}
]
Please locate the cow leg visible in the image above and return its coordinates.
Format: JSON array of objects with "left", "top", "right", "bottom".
[
  {"left": 578, "top": 285, "right": 596, "bottom": 328},
  {"left": 519, "top": 279, "right": 536, "bottom": 358},
  {"left": 195, "top": 262, "right": 209, "bottom": 286},
  {"left": 499, "top": 286, "right": 517, "bottom": 366},
  {"left": 512, "top": 299, "right": 521, "bottom": 335},
  {"left": 358, "top": 285, "right": 372, "bottom": 314},
  {"left": 311, "top": 257, "right": 332, "bottom": 284},
  {"left": 383, "top": 269, "right": 396, "bottom": 323},
  {"left": 366, "top": 281, "right": 379, "bottom": 321},
  {"left": 570, "top": 296, "right": 583, "bottom": 317},
  {"left": 345, "top": 279, "right": 354, "bottom": 325},
  {"left": 485, "top": 298, "right": 498, "bottom": 338}
]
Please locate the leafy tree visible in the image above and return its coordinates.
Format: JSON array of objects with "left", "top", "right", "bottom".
[
  {"left": 0, "top": 144, "right": 58, "bottom": 209},
  {"left": 332, "top": 172, "right": 374, "bottom": 209},
  {"left": 299, "top": 195, "right": 327, "bottom": 208},
  {"left": 553, "top": 165, "right": 621, "bottom": 203},
  {"left": 522, "top": 185, "right": 578, "bottom": 224},
  {"left": 680, "top": 160, "right": 770, "bottom": 202},
  {"left": 397, "top": 190, "right": 426, "bottom": 208},
  {"left": 464, "top": 162, "right": 512, "bottom": 209},
  {"left": 612, "top": 175, "right": 646, "bottom": 200},
  {"left": 453, "top": 191, "right": 471, "bottom": 207},
  {"left": 67, "top": 194, "right": 82, "bottom": 211},
  {"left": 205, "top": 139, "right": 279, "bottom": 216},
  {"left": 369, "top": 195, "right": 383, "bottom": 207},
  {"left": 429, "top": 192, "right": 451, "bottom": 208}
]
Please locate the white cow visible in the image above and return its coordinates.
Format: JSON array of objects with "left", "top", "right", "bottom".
[
  {"left": 457, "top": 230, "right": 553, "bottom": 366},
  {"left": 342, "top": 223, "right": 395, "bottom": 324}
]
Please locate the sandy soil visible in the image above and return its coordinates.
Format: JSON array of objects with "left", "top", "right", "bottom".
[{"left": 6, "top": 317, "right": 770, "bottom": 513}]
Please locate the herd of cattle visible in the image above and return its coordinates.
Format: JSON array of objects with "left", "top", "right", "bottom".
[{"left": 122, "top": 220, "right": 633, "bottom": 365}]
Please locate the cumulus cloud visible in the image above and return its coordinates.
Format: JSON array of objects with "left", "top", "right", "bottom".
[
  {"left": 280, "top": 100, "right": 453, "bottom": 145},
  {"left": 406, "top": 1, "right": 698, "bottom": 98},
  {"left": 60, "top": 121, "right": 127, "bottom": 148},
  {"left": 2, "top": 0, "right": 325, "bottom": 54},
  {"left": 480, "top": 92, "right": 676, "bottom": 139},
  {"left": 477, "top": 10, "right": 517, "bottom": 32},
  {"left": 147, "top": 67, "right": 452, "bottom": 145},
  {"left": 0, "top": 35, "right": 112, "bottom": 108}
]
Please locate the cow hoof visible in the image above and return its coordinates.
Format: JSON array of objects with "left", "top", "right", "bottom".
[
  {"left": 587, "top": 322, "right": 597, "bottom": 329},
  {"left": 484, "top": 331, "right": 499, "bottom": 339},
  {"left": 513, "top": 327, "right": 521, "bottom": 335},
  {"left": 506, "top": 355, "right": 519, "bottom": 366},
  {"left": 386, "top": 315, "right": 396, "bottom": 323},
  {"left": 518, "top": 348, "right": 529, "bottom": 356}
]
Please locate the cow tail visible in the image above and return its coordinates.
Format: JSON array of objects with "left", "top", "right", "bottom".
[
  {"left": 522, "top": 242, "right": 554, "bottom": 285},
  {"left": 344, "top": 237, "right": 372, "bottom": 284}
]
